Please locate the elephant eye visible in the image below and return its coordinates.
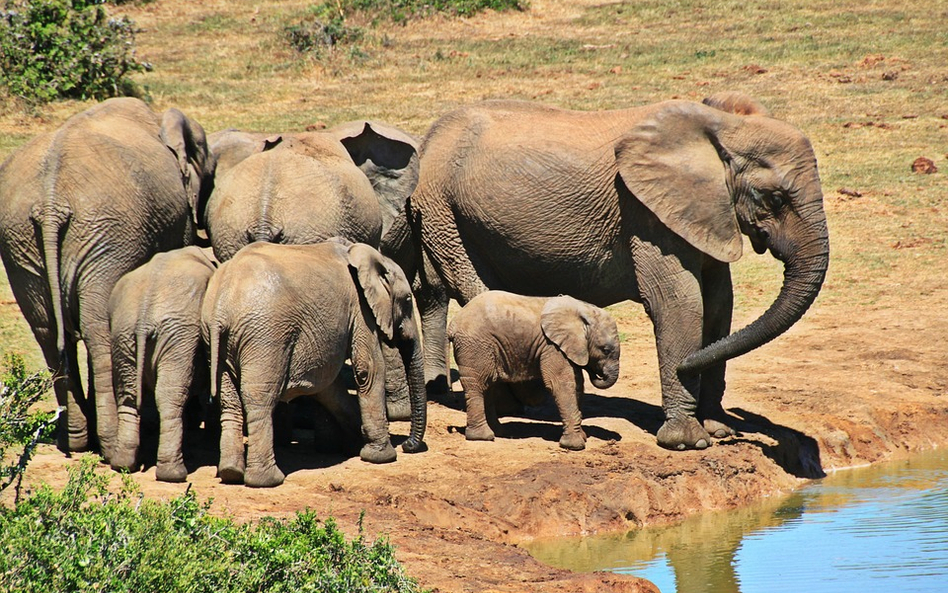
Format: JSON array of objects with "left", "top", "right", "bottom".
[{"left": 765, "top": 190, "right": 786, "bottom": 211}]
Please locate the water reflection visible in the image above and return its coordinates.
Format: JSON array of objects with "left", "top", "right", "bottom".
[{"left": 526, "top": 449, "right": 948, "bottom": 593}]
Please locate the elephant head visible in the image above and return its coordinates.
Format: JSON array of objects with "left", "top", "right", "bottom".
[
  {"left": 346, "top": 242, "right": 426, "bottom": 453},
  {"left": 540, "top": 296, "right": 621, "bottom": 390},
  {"left": 615, "top": 100, "right": 830, "bottom": 376},
  {"left": 160, "top": 108, "right": 213, "bottom": 229}
]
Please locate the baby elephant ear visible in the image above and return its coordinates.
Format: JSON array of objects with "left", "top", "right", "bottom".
[
  {"left": 541, "top": 296, "right": 590, "bottom": 367},
  {"left": 347, "top": 243, "right": 395, "bottom": 341}
]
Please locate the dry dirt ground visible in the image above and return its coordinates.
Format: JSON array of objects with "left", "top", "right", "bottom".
[{"left": 9, "top": 281, "right": 948, "bottom": 592}]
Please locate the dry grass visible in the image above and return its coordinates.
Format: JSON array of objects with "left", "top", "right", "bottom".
[{"left": 1, "top": 0, "right": 946, "bottom": 368}]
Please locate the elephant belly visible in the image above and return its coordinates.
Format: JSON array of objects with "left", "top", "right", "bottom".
[{"left": 453, "top": 190, "right": 639, "bottom": 306}]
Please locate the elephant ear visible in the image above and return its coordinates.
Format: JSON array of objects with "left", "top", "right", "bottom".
[
  {"left": 615, "top": 101, "right": 743, "bottom": 263},
  {"left": 541, "top": 296, "right": 590, "bottom": 368},
  {"left": 333, "top": 121, "right": 420, "bottom": 236},
  {"left": 161, "top": 108, "right": 210, "bottom": 227},
  {"left": 347, "top": 242, "right": 396, "bottom": 341},
  {"left": 702, "top": 91, "right": 772, "bottom": 117}
]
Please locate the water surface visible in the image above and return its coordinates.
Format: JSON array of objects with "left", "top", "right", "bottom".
[{"left": 526, "top": 449, "right": 948, "bottom": 593}]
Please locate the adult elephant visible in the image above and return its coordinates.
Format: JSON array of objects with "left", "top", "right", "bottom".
[
  {"left": 204, "top": 121, "right": 419, "bottom": 261},
  {"left": 204, "top": 121, "right": 447, "bottom": 417},
  {"left": 0, "top": 98, "right": 212, "bottom": 456},
  {"left": 410, "top": 97, "right": 830, "bottom": 451},
  {"left": 202, "top": 240, "right": 427, "bottom": 487}
]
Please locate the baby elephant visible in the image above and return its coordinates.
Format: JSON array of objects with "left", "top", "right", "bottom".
[
  {"left": 108, "top": 246, "right": 218, "bottom": 482},
  {"left": 448, "top": 291, "right": 620, "bottom": 450}
]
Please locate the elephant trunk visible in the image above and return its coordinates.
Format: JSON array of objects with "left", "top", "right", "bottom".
[
  {"left": 399, "top": 334, "right": 427, "bottom": 452},
  {"left": 678, "top": 205, "right": 829, "bottom": 376}
]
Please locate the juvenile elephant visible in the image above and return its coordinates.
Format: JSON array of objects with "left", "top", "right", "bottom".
[
  {"left": 108, "top": 246, "right": 218, "bottom": 482},
  {"left": 449, "top": 291, "right": 620, "bottom": 450},
  {"left": 0, "top": 98, "right": 212, "bottom": 456},
  {"left": 205, "top": 122, "right": 429, "bottom": 419},
  {"left": 410, "top": 97, "right": 830, "bottom": 451},
  {"left": 201, "top": 240, "right": 426, "bottom": 488}
]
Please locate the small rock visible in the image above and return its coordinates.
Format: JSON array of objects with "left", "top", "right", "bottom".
[
  {"left": 911, "top": 157, "right": 938, "bottom": 174},
  {"left": 610, "top": 66, "right": 622, "bottom": 74},
  {"left": 305, "top": 122, "right": 327, "bottom": 131},
  {"left": 882, "top": 71, "right": 899, "bottom": 81}
]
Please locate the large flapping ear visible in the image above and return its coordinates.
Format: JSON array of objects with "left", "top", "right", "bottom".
[
  {"left": 702, "top": 91, "right": 772, "bottom": 117},
  {"left": 347, "top": 242, "right": 395, "bottom": 341},
  {"left": 332, "top": 121, "right": 420, "bottom": 235},
  {"left": 161, "top": 108, "right": 210, "bottom": 227},
  {"left": 615, "top": 101, "right": 743, "bottom": 263},
  {"left": 541, "top": 296, "right": 590, "bottom": 368}
]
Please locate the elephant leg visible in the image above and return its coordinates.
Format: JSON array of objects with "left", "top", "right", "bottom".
[
  {"left": 217, "top": 370, "right": 245, "bottom": 484},
  {"left": 381, "top": 341, "right": 411, "bottom": 421},
  {"left": 699, "top": 262, "right": 737, "bottom": 439},
  {"left": 77, "top": 292, "right": 118, "bottom": 460},
  {"left": 241, "top": 382, "right": 285, "bottom": 488},
  {"left": 32, "top": 326, "right": 89, "bottom": 452},
  {"left": 110, "top": 333, "right": 142, "bottom": 472},
  {"left": 154, "top": 353, "right": 195, "bottom": 483},
  {"left": 351, "top": 342, "right": 397, "bottom": 463},
  {"left": 459, "top": 372, "right": 495, "bottom": 442},
  {"left": 10, "top": 267, "right": 90, "bottom": 452},
  {"left": 634, "top": 245, "right": 711, "bottom": 450},
  {"left": 415, "top": 252, "right": 451, "bottom": 395},
  {"left": 540, "top": 350, "right": 586, "bottom": 451}
]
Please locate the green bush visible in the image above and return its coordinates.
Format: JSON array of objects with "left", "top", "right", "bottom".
[
  {"left": 0, "top": 456, "right": 424, "bottom": 592},
  {"left": 0, "top": 354, "right": 57, "bottom": 500},
  {"left": 0, "top": 0, "right": 150, "bottom": 104},
  {"left": 286, "top": 0, "right": 528, "bottom": 58}
]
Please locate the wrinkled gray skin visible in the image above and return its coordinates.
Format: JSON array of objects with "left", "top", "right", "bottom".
[
  {"left": 204, "top": 121, "right": 440, "bottom": 420},
  {"left": 201, "top": 241, "right": 427, "bottom": 488},
  {"left": 411, "top": 97, "right": 830, "bottom": 451},
  {"left": 0, "top": 98, "right": 212, "bottom": 457},
  {"left": 449, "top": 291, "right": 620, "bottom": 451},
  {"left": 108, "top": 246, "right": 218, "bottom": 482}
]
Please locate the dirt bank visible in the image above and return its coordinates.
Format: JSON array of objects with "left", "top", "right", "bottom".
[{"left": 9, "top": 287, "right": 947, "bottom": 593}]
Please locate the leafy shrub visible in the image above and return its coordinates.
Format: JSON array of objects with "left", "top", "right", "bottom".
[
  {"left": 0, "top": 354, "right": 57, "bottom": 500},
  {"left": 0, "top": 0, "right": 150, "bottom": 104},
  {"left": 0, "top": 456, "right": 424, "bottom": 593},
  {"left": 286, "top": 0, "right": 527, "bottom": 58}
]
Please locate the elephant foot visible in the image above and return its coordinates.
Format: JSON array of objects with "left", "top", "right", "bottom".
[
  {"left": 217, "top": 462, "right": 245, "bottom": 485},
  {"left": 245, "top": 463, "right": 286, "bottom": 488},
  {"left": 109, "top": 449, "right": 139, "bottom": 473},
  {"left": 360, "top": 442, "right": 397, "bottom": 464},
  {"left": 559, "top": 430, "right": 587, "bottom": 451},
  {"left": 465, "top": 424, "right": 495, "bottom": 442},
  {"left": 58, "top": 429, "right": 90, "bottom": 454},
  {"left": 657, "top": 417, "right": 711, "bottom": 451},
  {"left": 156, "top": 462, "right": 188, "bottom": 483},
  {"left": 702, "top": 417, "right": 737, "bottom": 439}
]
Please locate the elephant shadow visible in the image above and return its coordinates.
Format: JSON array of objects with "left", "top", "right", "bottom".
[{"left": 435, "top": 387, "right": 824, "bottom": 479}]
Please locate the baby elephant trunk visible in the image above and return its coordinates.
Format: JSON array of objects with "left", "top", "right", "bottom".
[
  {"left": 399, "top": 336, "right": 427, "bottom": 452},
  {"left": 589, "top": 362, "right": 619, "bottom": 390}
]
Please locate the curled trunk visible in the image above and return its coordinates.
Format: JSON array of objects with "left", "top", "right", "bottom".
[{"left": 679, "top": 215, "right": 829, "bottom": 376}]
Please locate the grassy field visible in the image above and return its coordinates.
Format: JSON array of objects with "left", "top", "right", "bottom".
[{"left": 1, "top": 0, "right": 946, "bottom": 370}]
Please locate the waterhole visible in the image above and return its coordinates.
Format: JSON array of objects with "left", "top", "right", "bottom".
[{"left": 525, "top": 448, "right": 948, "bottom": 593}]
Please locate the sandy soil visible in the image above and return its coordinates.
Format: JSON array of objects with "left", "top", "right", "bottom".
[{"left": 8, "top": 279, "right": 948, "bottom": 592}]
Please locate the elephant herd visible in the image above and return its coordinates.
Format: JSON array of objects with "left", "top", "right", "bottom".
[{"left": 0, "top": 91, "right": 830, "bottom": 488}]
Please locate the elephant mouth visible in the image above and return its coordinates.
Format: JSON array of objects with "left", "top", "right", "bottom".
[
  {"left": 590, "top": 371, "right": 618, "bottom": 390},
  {"left": 750, "top": 227, "right": 769, "bottom": 255}
]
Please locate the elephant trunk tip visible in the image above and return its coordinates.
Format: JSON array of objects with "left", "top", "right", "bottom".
[{"left": 401, "top": 437, "right": 427, "bottom": 453}]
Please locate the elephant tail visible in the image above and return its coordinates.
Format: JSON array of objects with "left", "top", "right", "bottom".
[
  {"left": 134, "top": 327, "right": 148, "bottom": 415},
  {"left": 30, "top": 202, "right": 72, "bottom": 365},
  {"left": 207, "top": 315, "right": 222, "bottom": 406}
]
